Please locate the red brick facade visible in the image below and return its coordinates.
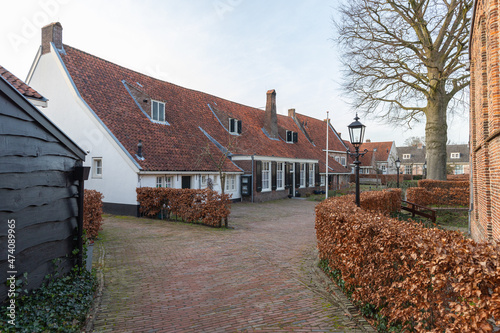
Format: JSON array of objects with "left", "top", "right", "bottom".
[{"left": 470, "top": 0, "right": 500, "bottom": 243}]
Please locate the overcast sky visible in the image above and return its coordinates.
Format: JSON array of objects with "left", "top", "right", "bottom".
[{"left": 1, "top": 0, "right": 469, "bottom": 146}]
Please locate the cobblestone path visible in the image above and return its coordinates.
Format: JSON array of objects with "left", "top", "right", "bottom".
[{"left": 91, "top": 199, "right": 374, "bottom": 333}]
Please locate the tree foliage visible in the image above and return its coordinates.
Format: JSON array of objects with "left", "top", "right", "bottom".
[{"left": 335, "top": 0, "right": 472, "bottom": 179}]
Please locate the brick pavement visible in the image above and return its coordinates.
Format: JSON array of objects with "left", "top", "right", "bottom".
[{"left": 90, "top": 199, "right": 375, "bottom": 333}]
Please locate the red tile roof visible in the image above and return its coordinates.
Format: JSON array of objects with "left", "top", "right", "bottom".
[
  {"left": 58, "top": 45, "right": 350, "bottom": 174},
  {"left": 358, "top": 141, "right": 394, "bottom": 167},
  {"left": 0, "top": 65, "right": 45, "bottom": 100}
]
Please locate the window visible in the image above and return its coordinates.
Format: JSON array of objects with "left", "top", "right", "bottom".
[
  {"left": 277, "top": 163, "right": 284, "bottom": 189},
  {"left": 165, "top": 176, "right": 172, "bottom": 188},
  {"left": 156, "top": 176, "right": 163, "bottom": 187},
  {"left": 320, "top": 175, "right": 325, "bottom": 186},
  {"left": 225, "top": 175, "right": 236, "bottom": 191},
  {"left": 286, "top": 130, "right": 298, "bottom": 143},
  {"left": 335, "top": 156, "right": 340, "bottom": 163},
  {"left": 455, "top": 165, "right": 464, "bottom": 174},
  {"left": 228, "top": 118, "right": 242, "bottom": 134},
  {"left": 152, "top": 100, "right": 165, "bottom": 122},
  {"left": 341, "top": 157, "right": 346, "bottom": 166},
  {"left": 300, "top": 163, "right": 306, "bottom": 187},
  {"left": 262, "top": 162, "right": 271, "bottom": 191},
  {"left": 403, "top": 154, "right": 411, "bottom": 159},
  {"left": 92, "top": 158, "right": 102, "bottom": 178},
  {"left": 309, "top": 164, "right": 314, "bottom": 186},
  {"left": 405, "top": 165, "right": 412, "bottom": 175},
  {"left": 381, "top": 165, "right": 387, "bottom": 174},
  {"left": 451, "top": 153, "right": 460, "bottom": 159},
  {"left": 201, "top": 175, "right": 207, "bottom": 186}
]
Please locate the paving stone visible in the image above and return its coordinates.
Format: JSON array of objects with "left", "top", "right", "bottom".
[{"left": 90, "top": 200, "right": 375, "bottom": 332}]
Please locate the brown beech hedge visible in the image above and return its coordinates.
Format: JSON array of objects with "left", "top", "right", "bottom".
[
  {"left": 316, "top": 191, "right": 500, "bottom": 332},
  {"left": 136, "top": 187, "right": 231, "bottom": 227},
  {"left": 406, "top": 180, "right": 469, "bottom": 207},
  {"left": 83, "top": 189, "right": 104, "bottom": 240}
]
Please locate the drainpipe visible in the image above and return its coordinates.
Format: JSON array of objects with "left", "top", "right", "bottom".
[
  {"left": 251, "top": 155, "right": 255, "bottom": 203},
  {"left": 469, "top": 151, "right": 473, "bottom": 237},
  {"left": 74, "top": 166, "right": 90, "bottom": 268}
]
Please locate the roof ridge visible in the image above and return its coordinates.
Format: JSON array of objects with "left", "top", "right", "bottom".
[{"left": 63, "top": 44, "right": 267, "bottom": 113}]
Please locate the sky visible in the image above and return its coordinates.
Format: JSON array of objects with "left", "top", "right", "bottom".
[{"left": 0, "top": 0, "right": 470, "bottom": 146}]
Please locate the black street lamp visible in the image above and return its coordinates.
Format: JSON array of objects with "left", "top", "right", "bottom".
[
  {"left": 395, "top": 158, "right": 401, "bottom": 188},
  {"left": 347, "top": 114, "right": 368, "bottom": 207}
]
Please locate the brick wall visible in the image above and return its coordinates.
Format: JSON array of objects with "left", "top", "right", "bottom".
[{"left": 470, "top": 0, "right": 500, "bottom": 243}]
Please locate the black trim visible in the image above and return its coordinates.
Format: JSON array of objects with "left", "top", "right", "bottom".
[
  {"left": 305, "top": 163, "right": 309, "bottom": 187},
  {"left": 295, "top": 163, "right": 300, "bottom": 188},
  {"left": 255, "top": 161, "right": 262, "bottom": 192},
  {"left": 292, "top": 132, "right": 298, "bottom": 143},
  {"left": 315, "top": 163, "right": 320, "bottom": 186},
  {"left": 103, "top": 202, "right": 140, "bottom": 216},
  {"left": 271, "top": 161, "right": 277, "bottom": 190},
  {"left": 237, "top": 120, "right": 242, "bottom": 134}
]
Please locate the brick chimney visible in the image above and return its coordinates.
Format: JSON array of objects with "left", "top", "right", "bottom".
[
  {"left": 265, "top": 89, "right": 278, "bottom": 138},
  {"left": 288, "top": 108, "right": 296, "bottom": 118},
  {"left": 366, "top": 139, "right": 371, "bottom": 143},
  {"left": 42, "top": 22, "right": 63, "bottom": 55}
]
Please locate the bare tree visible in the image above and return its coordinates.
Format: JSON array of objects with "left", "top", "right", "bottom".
[
  {"left": 335, "top": 0, "right": 472, "bottom": 180},
  {"left": 404, "top": 136, "right": 425, "bottom": 147}
]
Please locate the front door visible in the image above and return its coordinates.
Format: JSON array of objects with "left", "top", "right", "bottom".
[{"left": 181, "top": 176, "right": 191, "bottom": 189}]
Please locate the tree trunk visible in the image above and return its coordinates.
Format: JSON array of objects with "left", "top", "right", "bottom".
[{"left": 425, "top": 90, "right": 449, "bottom": 180}]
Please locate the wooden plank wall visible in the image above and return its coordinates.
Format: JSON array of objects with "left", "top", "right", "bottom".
[{"left": 0, "top": 91, "right": 82, "bottom": 301}]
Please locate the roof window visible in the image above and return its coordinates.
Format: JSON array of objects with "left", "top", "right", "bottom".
[
  {"left": 286, "top": 130, "right": 298, "bottom": 143},
  {"left": 151, "top": 100, "right": 165, "bottom": 122},
  {"left": 228, "top": 118, "right": 242, "bottom": 135}
]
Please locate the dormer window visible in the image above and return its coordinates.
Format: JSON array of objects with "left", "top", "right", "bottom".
[
  {"left": 451, "top": 152, "right": 460, "bottom": 159},
  {"left": 403, "top": 154, "right": 411, "bottom": 159},
  {"left": 152, "top": 100, "right": 165, "bottom": 122},
  {"left": 286, "top": 130, "right": 298, "bottom": 143},
  {"left": 228, "top": 118, "right": 242, "bottom": 134}
]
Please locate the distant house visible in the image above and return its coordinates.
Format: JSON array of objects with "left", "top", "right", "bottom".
[
  {"left": 396, "top": 143, "right": 470, "bottom": 176},
  {"left": 0, "top": 66, "right": 86, "bottom": 301},
  {"left": 469, "top": 0, "right": 500, "bottom": 243},
  {"left": 356, "top": 140, "right": 399, "bottom": 175},
  {"left": 26, "top": 22, "right": 350, "bottom": 214}
]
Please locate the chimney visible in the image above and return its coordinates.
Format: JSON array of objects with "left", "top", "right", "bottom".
[
  {"left": 288, "top": 108, "right": 296, "bottom": 118},
  {"left": 366, "top": 139, "right": 371, "bottom": 143},
  {"left": 265, "top": 89, "right": 278, "bottom": 138},
  {"left": 417, "top": 142, "right": 423, "bottom": 149},
  {"left": 42, "top": 22, "right": 63, "bottom": 55}
]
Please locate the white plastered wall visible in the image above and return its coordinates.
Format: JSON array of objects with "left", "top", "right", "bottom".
[{"left": 27, "top": 45, "right": 140, "bottom": 206}]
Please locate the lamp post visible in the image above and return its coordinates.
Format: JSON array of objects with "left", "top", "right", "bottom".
[
  {"left": 347, "top": 114, "right": 368, "bottom": 207},
  {"left": 423, "top": 161, "right": 427, "bottom": 179},
  {"left": 395, "top": 158, "right": 401, "bottom": 188}
]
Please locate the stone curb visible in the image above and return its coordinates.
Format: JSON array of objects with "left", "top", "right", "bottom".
[
  {"left": 310, "top": 255, "right": 376, "bottom": 332},
  {"left": 83, "top": 241, "right": 105, "bottom": 333}
]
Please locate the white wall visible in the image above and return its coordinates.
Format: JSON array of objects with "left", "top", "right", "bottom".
[
  {"left": 140, "top": 173, "right": 241, "bottom": 200},
  {"left": 28, "top": 48, "right": 140, "bottom": 205}
]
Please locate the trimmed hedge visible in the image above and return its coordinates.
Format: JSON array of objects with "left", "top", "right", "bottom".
[
  {"left": 83, "top": 189, "right": 104, "bottom": 240},
  {"left": 316, "top": 194, "right": 500, "bottom": 332},
  {"left": 406, "top": 180, "right": 469, "bottom": 207},
  {"left": 136, "top": 187, "right": 231, "bottom": 227},
  {"left": 360, "top": 189, "right": 402, "bottom": 215}
]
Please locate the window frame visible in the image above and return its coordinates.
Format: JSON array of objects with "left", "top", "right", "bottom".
[
  {"left": 308, "top": 164, "right": 315, "bottom": 187},
  {"left": 300, "top": 163, "right": 306, "bottom": 188},
  {"left": 340, "top": 156, "right": 346, "bottom": 166},
  {"left": 151, "top": 100, "right": 166, "bottom": 122},
  {"left": 405, "top": 165, "right": 413, "bottom": 175},
  {"left": 276, "top": 162, "right": 284, "bottom": 190},
  {"left": 450, "top": 152, "right": 460, "bottom": 159},
  {"left": 92, "top": 158, "right": 102, "bottom": 179},
  {"left": 403, "top": 154, "right": 411, "bottom": 159},
  {"left": 156, "top": 176, "right": 163, "bottom": 188},
  {"left": 262, "top": 162, "right": 271, "bottom": 191}
]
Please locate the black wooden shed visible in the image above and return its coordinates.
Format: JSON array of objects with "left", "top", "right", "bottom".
[{"left": 0, "top": 67, "right": 87, "bottom": 301}]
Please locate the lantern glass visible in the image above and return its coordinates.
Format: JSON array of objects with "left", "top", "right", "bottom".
[
  {"left": 347, "top": 115, "right": 366, "bottom": 146},
  {"left": 395, "top": 158, "right": 401, "bottom": 169}
]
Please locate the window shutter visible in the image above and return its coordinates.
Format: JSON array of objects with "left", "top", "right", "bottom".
[
  {"left": 286, "top": 130, "right": 292, "bottom": 142},
  {"left": 229, "top": 118, "right": 235, "bottom": 132},
  {"left": 237, "top": 120, "right": 242, "bottom": 134},
  {"left": 293, "top": 132, "right": 298, "bottom": 143},
  {"left": 305, "top": 163, "right": 309, "bottom": 187},
  {"left": 315, "top": 163, "right": 320, "bottom": 186},
  {"left": 295, "top": 163, "right": 300, "bottom": 188},
  {"left": 271, "top": 161, "right": 277, "bottom": 190},
  {"left": 256, "top": 161, "right": 262, "bottom": 192},
  {"left": 285, "top": 162, "right": 291, "bottom": 188}
]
